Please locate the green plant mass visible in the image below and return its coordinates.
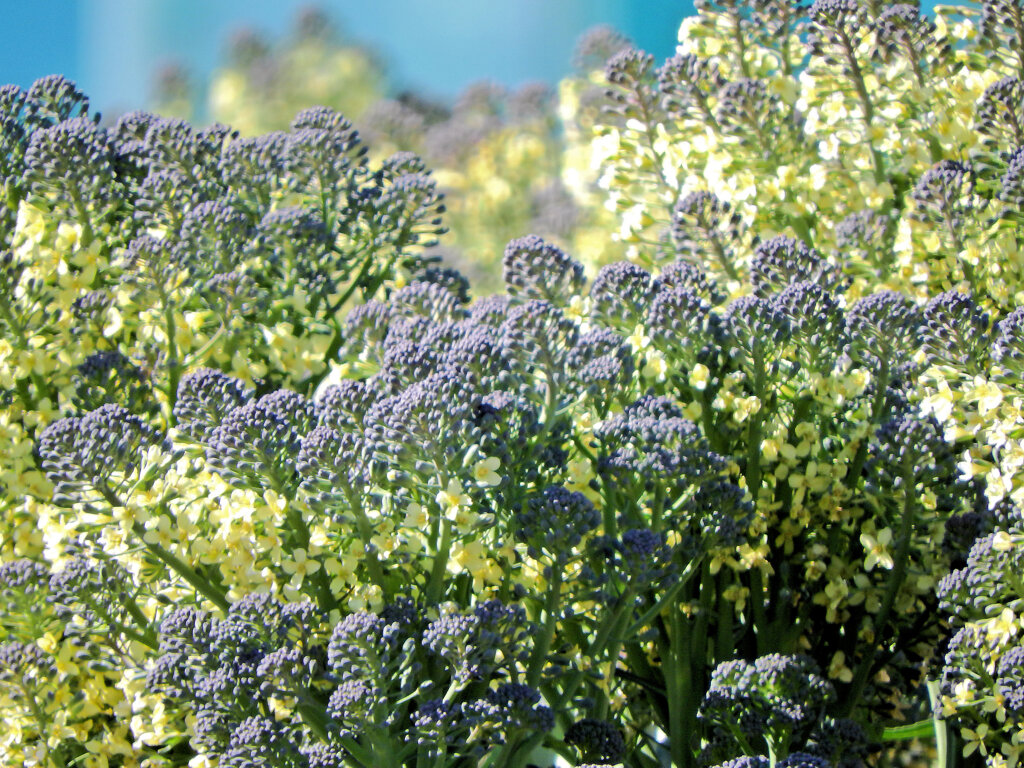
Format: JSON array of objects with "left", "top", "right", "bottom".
[{"left": 2, "top": 2, "right": 1024, "bottom": 767}]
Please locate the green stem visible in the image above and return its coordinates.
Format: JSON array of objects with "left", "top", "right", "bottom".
[
  {"left": 848, "top": 356, "right": 890, "bottom": 484},
  {"left": 667, "top": 608, "right": 695, "bottom": 768},
  {"left": 425, "top": 519, "right": 452, "bottom": 605},
  {"left": 0, "top": 296, "right": 51, "bottom": 406},
  {"left": 595, "top": 597, "right": 637, "bottom": 719},
  {"left": 163, "top": 301, "right": 180, "bottom": 423},
  {"left": 631, "top": 79, "right": 674, "bottom": 199},
  {"left": 627, "top": 559, "right": 700, "bottom": 635},
  {"left": 838, "top": 30, "right": 887, "bottom": 189},
  {"left": 92, "top": 599, "right": 157, "bottom": 649},
  {"left": 429, "top": 743, "right": 450, "bottom": 768},
  {"left": 287, "top": 502, "right": 336, "bottom": 611},
  {"left": 749, "top": 567, "right": 771, "bottom": 655},
  {"left": 123, "top": 596, "right": 158, "bottom": 647},
  {"left": 839, "top": 471, "right": 917, "bottom": 717},
  {"left": 942, "top": 208, "right": 976, "bottom": 292},
  {"left": 70, "top": 188, "right": 95, "bottom": 247},
  {"left": 709, "top": 233, "right": 740, "bottom": 281},
  {"left": 21, "top": 680, "right": 67, "bottom": 768},
  {"left": 1014, "top": 4, "right": 1024, "bottom": 81},
  {"left": 715, "top": 571, "right": 735, "bottom": 662},
  {"left": 328, "top": 246, "right": 378, "bottom": 317},
  {"left": 745, "top": 347, "right": 767, "bottom": 499},
  {"left": 732, "top": 9, "right": 753, "bottom": 79},
  {"left": 589, "top": 592, "right": 634, "bottom": 659},
  {"left": 527, "top": 566, "right": 562, "bottom": 687},
  {"left": 131, "top": 522, "right": 229, "bottom": 613}
]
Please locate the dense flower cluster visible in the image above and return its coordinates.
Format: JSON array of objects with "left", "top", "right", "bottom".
[
  {"left": 145, "top": 594, "right": 553, "bottom": 765},
  {"left": 567, "top": 4, "right": 1024, "bottom": 760},
  {"left": 699, "top": 654, "right": 872, "bottom": 767},
  {"left": 579, "top": 0, "right": 1024, "bottom": 315}
]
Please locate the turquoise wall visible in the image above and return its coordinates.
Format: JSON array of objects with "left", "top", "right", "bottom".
[
  {"left": 2, "top": 1, "right": 944, "bottom": 119},
  {"left": 5, "top": 0, "right": 687, "bottom": 117}
]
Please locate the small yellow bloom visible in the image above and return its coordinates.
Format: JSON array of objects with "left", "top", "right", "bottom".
[
  {"left": 436, "top": 478, "right": 471, "bottom": 518},
  {"left": 689, "top": 363, "right": 711, "bottom": 391},
  {"left": 993, "top": 530, "right": 1015, "bottom": 552},
  {"left": 987, "top": 607, "right": 1019, "bottom": 643},
  {"left": 962, "top": 723, "right": 989, "bottom": 757},
  {"left": 282, "top": 548, "right": 321, "bottom": 587},
  {"left": 643, "top": 349, "right": 668, "bottom": 381},
  {"left": 828, "top": 651, "right": 853, "bottom": 683},
  {"left": 627, "top": 324, "right": 650, "bottom": 353},
  {"left": 404, "top": 502, "right": 428, "bottom": 529},
  {"left": 36, "top": 632, "right": 59, "bottom": 654},
  {"left": 860, "top": 528, "right": 894, "bottom": 571},
  {"left": 472, "top": 456, "right": 502, "bottom": 487}
]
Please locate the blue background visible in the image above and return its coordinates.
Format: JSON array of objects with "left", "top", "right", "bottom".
[{"left": 1, "top": 1, "right": 689, "bottom": 118}]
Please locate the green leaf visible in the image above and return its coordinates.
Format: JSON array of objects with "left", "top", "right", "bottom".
[{"left": 881, "top": 719, "right": 936, "bottom": 742}]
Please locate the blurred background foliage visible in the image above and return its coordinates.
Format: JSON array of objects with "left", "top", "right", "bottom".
[{"left": 148, "top": 6, "right": 638, "bottom": 293}]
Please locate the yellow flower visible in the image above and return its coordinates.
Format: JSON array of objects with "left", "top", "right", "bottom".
[
  {"left": 683, "top": 401, "right": 703, "bottom": 421},
  {"left": 993, "top": 530, "right": 1015, "bottom": 552},
  {"left": 54, "top": 641, "right": 79, "bottom": 679},
  {"left": 939, "top": 694, "right": 958, "bottom": 718},
  {"left": 643, "top": 349, "right": 668, "bottom": 381},
  {"left": 968, "top": 376, "right": 1004, "bottom": 416},
  {"left": 737, "top": 542, "right": 773, "bottom": 573},
  {"left": 348, "top": 583, "right": 384, "bottom": 613},
  {"left": 282, "top": 548, "right": 321, "bottom": 587},
  {"left": 324, "top": 554, "right": 359, "bottom": 594},
  {"left": 472, "top": 456, "right": 501, "bottom": 487},
  {"left": 722, "top": 584, "right": 749, "bottom": 610},
  {"left": 829, "top": 651, "right": 853, "bottom": 683},
  {"left": 689, "top": 363, "right": 711, "bottom": 390},
  {"left": 404, "top": 502, "right": 429, "bottom": 529},
  {"left": 143, "top": 516, "right": 175, "bottom": 550},
  {"left": 627, "top": 324, "right": 650, "bottom": 353},
  {"left": 987, "top": 607, "right": 1019, "bottom": 643},
  {"left": 448, "top": 540, "right": 501, "bottom": 591},
  {"left": 732, "top": 396, "right": 762, "bottom": 423},
  {"left": 565, "top": 295, "right": 591, "bottom": 321},
  {"left": 962, "top": 723, "right": 989, "bottom": 757},
  {"left": 436, "top": 478, "right": 471, "bottom": 518},
  {"left": 860, "top": 528, "right": 894, "bottom": 571}
]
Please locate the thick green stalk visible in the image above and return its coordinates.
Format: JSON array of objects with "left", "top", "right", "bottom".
[
  {"left": 425, "top": 519, "right": 452, "bottom": 606},
  {"left": 749, "top": 567, "right": 771, "bottom": 655},
  {"left": 595, "top": 597, "right": 639, "bottom": 720},
  {"left": 286, "top": 501, "right": 336, "bottom": 611},
  {"left": 715, "top": 571, "right": 735, "bottom": 662},
  {"left": 526, "top": 566, "right": 562, "bottom": 687},
  {"left": 745, "top": 346, "right": 767, "bottom": 500},
  {"left": 667, "top": 607, "right": 695, "bottom": 768},
  {"left": 848, "top": 356, "right": 890, "bottom": 484},
  {"left": 130, "top": 521, "right": 229, "bottom": 612},
  {"left": 839, "top": 468, "right": 917, "bottom": 717},
  {"left": 163, "top": 300, "right": 180, "bottom": 422},
  {"left": 341, "top": 485, "right": 388, "bottom": 590},
  {"left": 837, "top": 30, "right": 887, "bottom": 188}
]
